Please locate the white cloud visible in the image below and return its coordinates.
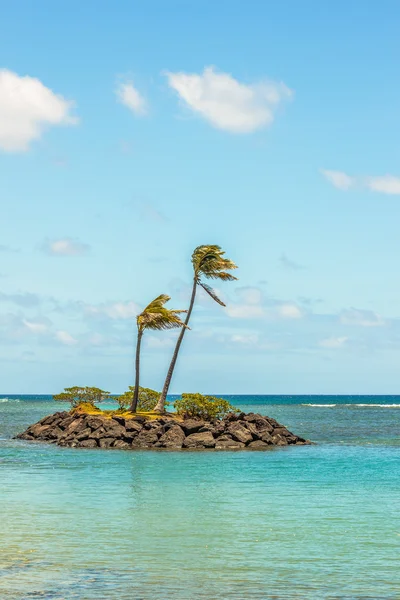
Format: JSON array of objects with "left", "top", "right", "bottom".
[
  {"left": 165, "top": 66, "right": 292, "bottom": 133},
  {"left": 85, "top": 301, "right": 139, "bottom": 320},
  {"left": 366, "top": 175, "right": 400, "bottom": 195},
  {"left": 231, "top": 333, "right": 259, "bottom": 345},
  {"left": 23, "top": 319, "right": 49, "bottom": 334},
  {"left": 41, "top": 238, "right": 90, "bottom": 256},
  {"left": 226, "top": 304, "right": 265, "bottom": 319},
  {"left": 0, "top": 69, "right": 77, "bottom": 152},
  {"left": 321, "top": 169, "right": 355, "bottom": 190},
  {"left": 322, "top": 169, "right": 400, "bottom": 196},
  {"left": 340, "top": 308, "right": 385, "bottom": 327},
  {"left": 55, "top": 330, "right": 78, "bottom": 345},
  {"left": 116, "top": 79, "right": 147, "bottom": 115},
  {"left": 276, "top": 303, "right": 303, "bottom": 319},
  {"left": 319, "top": 336, "right": 348, "bottom": 349}
]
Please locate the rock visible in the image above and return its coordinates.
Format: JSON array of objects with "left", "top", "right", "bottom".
[
  {"left": 247, "top": 440, "right": 270, "bottom": 450},
  {"left": 102, "top": 421, "right": 125, "bottom": 439},
  {"left": 134, "top": 430, "right": 159, "bottom": 447},
  {"left": 30, "top": 424, "right": 52, "bottom": 438},
  {"left": 159, "top": 425, "right": 185, "bottom": 449},
  {"left": 243, "top": 422, "right": 260, "bottom": 439},
  {"left": 89, "top": 427, "right": 107, "bottom": 441},
  {"left": 260, "top": 431, "right": 274, "bottom": 444},
  {"left": 16, "top": 410, "right": 311, "bottom": 451},
  {"left": 64, "top": 418, "right": 88, "bottom": 436},
  {"left": 273, "top": 427, "right": 290, "bottom": 437},
  {"left": 86, "top": 417, "right": 105, "bottom": 431},
  {"left": 75, "top": 427, "right": 92, "bottom": 442},
  {"left": 183, "top": 431, "right": 216, "bottom": 448},
  {"left": 113, "top": 439, "right": 130, "bottom": 449},
  {"left": 227, "top": 423, "right": 253, "bottom": 445},
  {"left": 77, "top": 439, "right": 98, "bottom": 448},
  {"left": 215, "top": 439, "right": 245, "bottom": 449},
  {"left": 271, "top": 434, "right": 288, "bottom": 446},
  {"left": 99, "top": 437, "right": 115, "bottom": 448},
  {"left": 46, "top": 427, "right": 64, "bottom": 440},
  {"left": 125, "top": 420, "right": 143, "bottom": 433},
  {"left": 58, "top": 416, "right": 75, "bottom": 430},
  {"left": 181, "top": 419, "right": 205, "bottom": 434}
]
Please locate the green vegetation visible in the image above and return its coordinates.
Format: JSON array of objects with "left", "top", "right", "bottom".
[
  {"left": 174, "top": 393, "right": 238, "bottom": 421},
  {"left": 154, "top": 245, "right": 238, "bottom": 413},
  {"left": 117, "top": 386, "right": 167, "bottom": 412},
  {"left": 53, "top": 386, "right": 111, "bottom": 408},
  {"left": 130, "top": 294, "right": 187, "bottom": 412}
]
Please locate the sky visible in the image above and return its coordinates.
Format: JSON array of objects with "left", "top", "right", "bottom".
[{"left": 1, "top": 0, "right": 400, "bottom": 395}]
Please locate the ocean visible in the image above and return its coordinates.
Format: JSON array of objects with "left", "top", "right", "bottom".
[{"left": 1, "top": 395, "right": 399, "bottom": 599}]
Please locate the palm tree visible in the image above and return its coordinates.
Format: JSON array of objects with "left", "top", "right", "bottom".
[
  {"left": 154, "top": 245, "right": 238, "bottom": 413},
  {"left": 129, "top": 294, "right": 187, "bottom": 413}
]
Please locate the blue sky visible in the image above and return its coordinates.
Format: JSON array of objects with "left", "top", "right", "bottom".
[{"left": 1, "top": 0, "right": 400, "bottom": 394}]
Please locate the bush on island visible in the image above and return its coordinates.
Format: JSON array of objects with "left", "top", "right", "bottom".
[
  {"left": 174, "top": 393, "right": 238, "bottom": 421},
  {"left": 117, "top": 387, "right": 167, "bottom": 412},
  {"left": 53, "top": 386, "right": 111, "bottom": 408}
]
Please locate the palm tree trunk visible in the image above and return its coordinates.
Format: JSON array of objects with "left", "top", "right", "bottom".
[
  {"left": 154, "top": 278, "right": 197, "bottom": 413},
  {"left": 129, "top": 329, "right": 143, "bottom": 412}
]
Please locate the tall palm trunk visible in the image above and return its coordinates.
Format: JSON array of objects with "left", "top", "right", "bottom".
[
  {"left": 154, "top": 278, "right": 197, "bottom": 413},
  {"left": 129, "top": 329, "right": 143, "bottom": 412}
]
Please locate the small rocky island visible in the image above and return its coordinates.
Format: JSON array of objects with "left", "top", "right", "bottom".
[{"left": 16, "top": 410, "right": 311, "bottom": 450}]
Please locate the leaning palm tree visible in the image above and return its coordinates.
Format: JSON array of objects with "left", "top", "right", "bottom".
[
  {"left": 154, "top": 245, "right": 238, "bottom": 413},
  {"left": 129, "top": 295, "right": 187, "bottom": 413}
]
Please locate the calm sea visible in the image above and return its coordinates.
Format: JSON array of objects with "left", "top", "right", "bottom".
[{"left": 1, "top": 395, "right": 399, "bottom": 599}]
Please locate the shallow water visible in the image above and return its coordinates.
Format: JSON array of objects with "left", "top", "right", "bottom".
[{"left": 1, "top": 395, "right": 399, "bottom": 599}]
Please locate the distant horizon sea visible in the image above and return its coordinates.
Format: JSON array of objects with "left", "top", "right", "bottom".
[{"left": 1, "top": 394, "right": 399, "bottom": 599}]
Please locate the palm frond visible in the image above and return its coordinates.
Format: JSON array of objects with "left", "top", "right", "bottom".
[
  {"left": 137, "top": 295, "right": 188, "bottom": 332},
  {"left": 192, "top": 245, "right": 238, "bottom": 281},
  {"left": 199, "top": 282, "right": 226, "bottom": 307}
]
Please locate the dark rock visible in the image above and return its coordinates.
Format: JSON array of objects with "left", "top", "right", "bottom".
[
  {"left": 113, "top": 439, "right": 130, "bottom": 449},
  {"left": 102, "top": 421, "right": 125, "bottom": 439},
  {"left": 225, "top": 412, "right": 240, "bottom": 422},
  {"left": 134, "top": 430, "right": 159, "bottom": 447},
  {"left": 86, "top": 417, "right": 105, "bottom": 431},
  {"left": 30, "top": 423, "right": 52, "bottom": 438},
  {"left": 215, "top": 439, "right": 245, "bottom": 449},
  {"left": 227, "top": 422, "right": 253, "bottom": 445},
  {"left": 77, "top": 439, "right": 98, "bottom": 448},
  {"left": 183, "top": 431, "right": 216, "bottom": 448},
  {"left": 243, "top": 422, "right": 260, "bottom": 439},
  {"left": 46, "top": 427, "right": 64, "bottom": 440},
  {"left": 159, "top": 425, "right": 185, "bottom": 449},
  {"left": 271, "top": 434, "right": 288, "bottom": 446},
  {"left": 99, "top": 437, "right": 115, "bottom": 448},
  {"left": 248, "top": 440, "right": 270, "bottom": 450},
  {"left": 181, "top": 419, "right": 205, "bottom": 434},
  {"left": 16, "top": 410, "right": 311, "bottom": 451},
  {"left": 64, "top": 418, "right": 88, "bottom": 436},
  {"left": 260, "top": 431, "right": 274, "bottom": 444},
  {"left": 125, "top": 420, "right": 143, "bottom": 433},
  {"left": 89, "top": 427, "right": 107, "bottom": 441},
  {"left": 59, "top": 416, "right": 75, "bottom": 430},
  {"left": 75, "top": 427, "right": 92, "bottom": 442}
]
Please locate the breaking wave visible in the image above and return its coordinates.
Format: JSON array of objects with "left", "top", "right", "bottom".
[{"left": 302, "top": 403, "right": 400, "bottom": 408}]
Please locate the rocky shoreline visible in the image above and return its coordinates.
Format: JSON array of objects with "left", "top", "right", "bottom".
[{"left": 16, "top": 410, "right": 312, "bottom": 450}]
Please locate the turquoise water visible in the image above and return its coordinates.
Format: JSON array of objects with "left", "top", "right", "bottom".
[{"left": 1, "top": 396, "right": 399, "bottom": 599}]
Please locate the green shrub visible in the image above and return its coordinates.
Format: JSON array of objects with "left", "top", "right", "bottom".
[
  {"left": 174, "top": 393, "right": 238, "bottom": 421},
  {"left": 117, "top": 387, "right": 165, "bottom": 412},
  {"left": 53, "top": 386, "right": 111, "bottom": 408}
]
